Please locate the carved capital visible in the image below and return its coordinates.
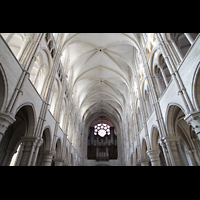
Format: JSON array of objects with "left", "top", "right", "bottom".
[
  {"left": 0, "top": 112, "right": 15, "bottom": 134},
  {"left": 184, "top": 111, "right": 200, "bottom": 134}
]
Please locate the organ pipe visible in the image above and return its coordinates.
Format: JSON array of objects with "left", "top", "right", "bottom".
[
  {"left": 90, "top": 127, "right": 94, "bottom": 145},
  {"left": 110, "top": 127, "right": 114, "bottom": 145}
]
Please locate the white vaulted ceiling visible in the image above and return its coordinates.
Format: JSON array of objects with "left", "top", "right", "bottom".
[{"left": 61, "top": 33, "right": 140, "bottom": 123}]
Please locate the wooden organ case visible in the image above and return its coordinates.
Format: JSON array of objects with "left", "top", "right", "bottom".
[{"left": 87, "top": 127, "right": 118, "bottom": 161}]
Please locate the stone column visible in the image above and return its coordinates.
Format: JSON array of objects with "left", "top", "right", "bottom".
[
  {"left": 110, "top": 127, "right": 114, "bottom": 145},
  {"left": 159, "top": 139, "right": 170, "bottom": 166},
  {"left": 184, "top": 111, "right": 200, "bottom": 140},
  {"left": 31, "top": 138, "right": 43, "bottom": 166},
  {"left": 164, "top": 137, "right": 181, "bottom": 166},
  {"left": 176, "top": 140, "right": 188, "bottom": 166},
  {"left": 170, "top": 39, "right": 184, "bottom": 61},
  {"left": 184, "top": 33, "right": 194, "bottom": 45},
  {"left": 2, "top": 148, "right": 12, "bottom": 166},
  {"left": 159, "top": 66, "right": 169, "bottom": 87},
  {"left": 147, "top": 150, "right": 161, "bottom": 166},
  {"left": 19, "top": 140, "right": 33, "bottom": 166},
  {"left": 18, "top": 136, "right": 39, "bottom": 166},
  {"left": 42, "top": 150, "right": 56, "bottom": 166},
  {"left": 154, "top": 75, "right": 163, "bottom": 95},
  {"left": 0, "top": 112, "right": 15, "bottom": 143},
  {"left": 5, "top": 33, "right": 14, "bottom": 44},
  {"left": 186, "top": 149, "right": 197, "bottom": 166}
]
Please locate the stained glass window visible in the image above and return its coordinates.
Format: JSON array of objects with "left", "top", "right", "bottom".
[
  {"left": 94, "top": 123, "right": 110, "bottom": 137},
  {"left": 98, "top": 129, "right": 106, "bottom": 137}
]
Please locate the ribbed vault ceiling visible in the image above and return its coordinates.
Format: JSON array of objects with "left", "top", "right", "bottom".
[{"left": 61, "top": 33, "right": 140, "bottom": 123}]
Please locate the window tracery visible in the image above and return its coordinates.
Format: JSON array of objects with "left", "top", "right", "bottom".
[{"left": 94, "top": 123, "right": 110, "bottom": 137}]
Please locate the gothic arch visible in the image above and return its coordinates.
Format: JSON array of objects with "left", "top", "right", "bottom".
[
  {"left": 141, "top": 79, "right": 152, "bottom": 118},
  {"left": 148, "top": 46, "right": 160, "bottom": 70},
  {"left": 150, "top": 125, "right": 160, "bottom": 150},
  {"left": 14, "top": 103, "right": 36, "bottom": 137},
  {"left": 49, "top": 78, "right": 61, "bottom": 116},
  {"left": 192, "top": 62, "right": 200, "bottom": 110},
  {"left": 0, "top": 104, "right": 36, "bottom": 165},
  {"left": 35, "top": 127, "right": 52, "bottom": 166},
  {"left": 1, "top": 33, "right": 34, "bottom": 60},
  {"left": 141, "top": 138, "right": 150, "bottom": 159},
  {"left": 40, "top": 47, "right": 53, "bottom": 69},
  {"left": 165, "top": 103, "right": 200, "bottom": 165},
  {"left": 63, "top": 147, "right": 69, "bottom": 166},
  {"left": 54, "top": 138, "right": 62, "bottom": 160},
  {"left": 59, "top": 98, "right": 68, "bottom": 131},
  {"left": 149, "top": 125, "right": 167, "bottom": 166},
  {"left": 85, "top": 111, "right": 121, "bottom": 135},
  {"left": 165, "top": 103, "right": 186, "bottom": 136},
  {"left": 84, "top": 111, "right": 122, "bottom": 160},
  {"left": 0, "top": 63, "right": 8, "bottom": 112},
  {"left": 30, "top": 48, "right": 51, "bottom": 80},
  {"left": 41, "top": 127, "right": 52, "bottom": 151},
  {"left": 152, "top": 52, "right": 170, "bottom": 96},
  {"left": 166, "top": 104, "right": 193, "bottom": 147}
]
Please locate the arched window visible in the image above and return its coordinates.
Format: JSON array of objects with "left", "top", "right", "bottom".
[
  {"left": 158, "top": 54, "right": 171, "bottom": 85},
  {"left": 144, "top": 90, "right": 152, "bottom": 117},
  {"left": 61, "top": 48, "right": 68, "bottom": 67},
  {"left": 146, "top": 33, "right": 156, "bottom": 58},
  {"left": 1, "top": 33, "right": 25, "bottom": 60},
  {"left": 137, "top": 107, "right": 143, "bottom": 131},
  {"left": 45, "top": 33, "right": 56, "bottom": 59},
  {"left": 154, "top": 65, "right": 166, "bottom": 96},
  {"left": 173, "top": 33, "right": 199, "bottom": 58},
  {"left": 30, "top": 55, "right": 42, "bottom": 84},
  {"left": 49, "top": 79, "right": 59, "bottom": 115},
  {"left": 59, "top": 99, "right": 67, "bottom": 130},
  {"left": 34, "top": 64, "right": 48, "bottom": 95},
  {"left": 30, "top": 54, "right": 49, "bottom": 96}
]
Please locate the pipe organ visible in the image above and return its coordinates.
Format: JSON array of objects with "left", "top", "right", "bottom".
[{"left": 87, "top": 127, "right": 118, "bottom": 161}]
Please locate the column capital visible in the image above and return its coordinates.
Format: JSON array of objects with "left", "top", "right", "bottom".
[
  {"left": 162, "top": 136, "right": 180, "bottom": 144},
  {"left": 0, "top": 112, "right": 15, "bottom": 134},
  {"left": 43, "top": 150, "right": 56, "bottom": 157},
  {"left": 147, "top": 150, "right": 160, "bottom": 158},
  {"left": 184, "top": 111, "right": 200, "bottom": 122},
  {"left": 20, "top": 136, "right": 41, "bottom": 146},
  {"left": 42, "top": 150, "right": 56, "bottom": 166},
  {"left": 147, "top": 150, "right": 160, "bottom": 166},
  {"left": 184, "top": 111, "right": 200, "bottom": 134}
]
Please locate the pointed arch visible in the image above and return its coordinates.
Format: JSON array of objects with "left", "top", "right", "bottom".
[
  {"left": 0, "top": 63, "right": 8, "bottom": 112},
  {"left": 150, "top": 125, "right": 160, "bottom": 150},
  {"left": 14, "top": 103, "right": 36, "bottom": 137},
  {"left": 42, "top": 126, "right": 52, "bottom": 151}
]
